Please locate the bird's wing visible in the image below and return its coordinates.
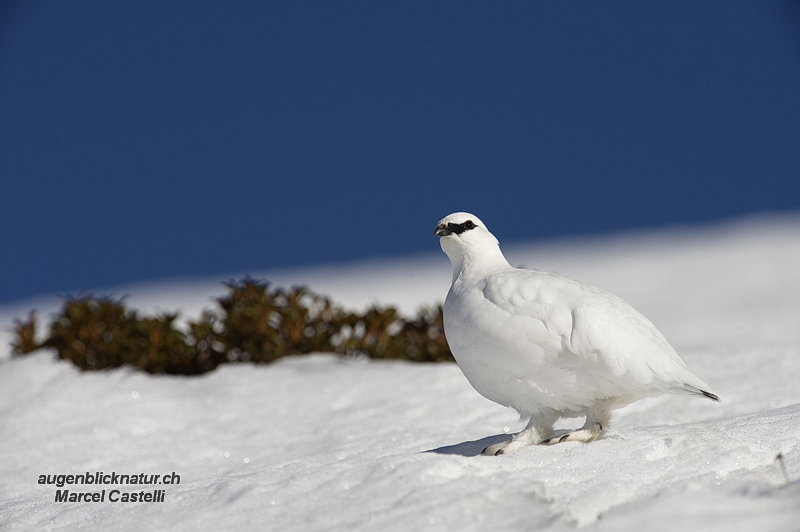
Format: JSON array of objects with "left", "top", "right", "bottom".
[
  {"left": 478, "top": 271, "right": 575, "bottom": 362},
  {"left": 567, "top": 287, "right": 689, "bottom": 384},
  {"left": 480, "top": 270, "right": 689, "bottom": 386}
]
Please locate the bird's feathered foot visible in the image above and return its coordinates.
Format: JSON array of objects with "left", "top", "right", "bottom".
[
  {"left": 483, "top": 441, "right": 512, "bottom": 456},
  {"left": 483, "top": 421, "right": 605, "bottom": 454},
  {"left": 482, "top": 415, "right": 560, "bottom": 455},
  {"left": 540, "top": 422, "right": 604, "bottom": 445}
]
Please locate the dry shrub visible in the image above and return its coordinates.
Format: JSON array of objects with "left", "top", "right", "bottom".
[{"left": 12, "top": 279, "right": 453, "bottom": 374}]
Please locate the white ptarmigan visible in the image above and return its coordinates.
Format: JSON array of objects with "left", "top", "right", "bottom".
[{"left": 435, "top": 212, "right": 719, "bottom": 455}]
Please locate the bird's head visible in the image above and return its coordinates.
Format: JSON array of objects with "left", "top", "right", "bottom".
[{"left": 434, "top": 212, "right": 508, "bottom": 278}]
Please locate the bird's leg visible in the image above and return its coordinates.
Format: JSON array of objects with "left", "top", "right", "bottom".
[
  {"left": 540, "top": 407, "right": 611, "bottom": 445},
  {"left": 483, "top": 412, "right": 558, "bottom": 455}
]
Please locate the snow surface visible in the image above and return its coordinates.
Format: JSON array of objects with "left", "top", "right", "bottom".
[{"left": 2, "top": 213, "right": 800, "bottom": 531}]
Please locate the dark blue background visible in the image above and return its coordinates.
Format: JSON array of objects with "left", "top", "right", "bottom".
[{"left": 2, "top": 1, "right": 799, "bottom": 303}]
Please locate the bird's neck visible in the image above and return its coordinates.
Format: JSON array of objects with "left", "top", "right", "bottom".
[{"left": 449, "top": 244, "right": 512, "bottom": 284}]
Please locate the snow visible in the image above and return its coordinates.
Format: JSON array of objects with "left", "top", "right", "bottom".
[{"left": 2, "top": 213, "right": 800, "bottom": 531}]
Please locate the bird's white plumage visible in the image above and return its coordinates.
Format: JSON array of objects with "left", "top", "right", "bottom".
[{"left": 435, "top": 212, "right": 718, "bottom": 454}]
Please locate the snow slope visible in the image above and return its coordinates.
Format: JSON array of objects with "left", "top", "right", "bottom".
[{"left": 2, "top": 213, "right": 800, "bottom": 531}]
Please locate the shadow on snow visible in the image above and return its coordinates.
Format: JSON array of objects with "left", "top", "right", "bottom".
[{"left": 424, "top": 434, "right": 512, "bottom": 457}]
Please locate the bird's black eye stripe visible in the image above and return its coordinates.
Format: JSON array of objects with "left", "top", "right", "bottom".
[{"left": 447, "top": 220, "right": 477, "bottom": 235}]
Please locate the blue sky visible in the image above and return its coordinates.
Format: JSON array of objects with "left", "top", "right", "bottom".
[{"left": 1, "top": 1, "right": 799, "bottom": 303}]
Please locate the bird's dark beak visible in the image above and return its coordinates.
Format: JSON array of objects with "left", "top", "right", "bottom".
[{"left": 434, "top": 225, "right": 452, "bottom": 237}]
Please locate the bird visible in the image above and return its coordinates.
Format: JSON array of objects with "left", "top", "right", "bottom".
[{"left": 434, "top": 212, "right": 719, "bottom": 455}]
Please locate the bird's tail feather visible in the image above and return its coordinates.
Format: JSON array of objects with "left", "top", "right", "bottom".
[{"left": 680, "top": 384, "right": 720, "bottom": 402}]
